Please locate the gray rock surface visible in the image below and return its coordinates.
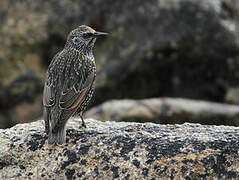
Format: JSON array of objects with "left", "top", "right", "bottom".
[
  {"left": 1, "top": 119, "right": 239, "bottom": 179},
  {"left": 86, "top": 97, "right": 239, "bottom": 126}
]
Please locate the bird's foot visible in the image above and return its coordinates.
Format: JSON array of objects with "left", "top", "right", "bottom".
[
  {"left": 82, "top": 122, "right": 87, "bottom": 128},
  {"left": 80, "top": 114, "right": 87, "bottom": 128}
]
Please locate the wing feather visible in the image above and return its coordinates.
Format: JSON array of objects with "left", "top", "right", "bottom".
[
  {"left": 43, "top": 51, "right": 95, "bottom": 112},
  {"left": 59, "top": 70, "right": 94, "bottom": 110},
  {"left": 43, "top": 51, "right": 62, "bottom": 107}
]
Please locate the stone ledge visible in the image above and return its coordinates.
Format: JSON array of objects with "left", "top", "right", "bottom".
[
  {"left": 86, "top": 98, "right": 239, "bottom": 126},
  {"left": 0, "top": 119, "right": 239, "bottom": 179}
]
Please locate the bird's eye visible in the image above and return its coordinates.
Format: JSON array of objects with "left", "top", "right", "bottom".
[
  {"left": 72, "top": 37, "right": 80, "bottom": 44},
  {"left": 83, "top": 33, "right": 92, "bottom": 39}
]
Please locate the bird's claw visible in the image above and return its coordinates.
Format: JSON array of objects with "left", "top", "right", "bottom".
[{"left": 82, "top": 123, "right": 87, "bottom": 128}]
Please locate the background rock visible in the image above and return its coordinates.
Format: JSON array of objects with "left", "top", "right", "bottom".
[
  {"left": 93, "top": 0, "right": 239, "bottom": 105},
  {"left": 86, "top": 97, "right": 239, "bottom": 126},
  {"left": 1, "top": 119, "right": 239, "bottom": 179},
  {"left": 0, "top": 74, "right": 43, "bottom": 129},
  {"left": 1, "top": 0, "right": 239, "bottom": 127}
]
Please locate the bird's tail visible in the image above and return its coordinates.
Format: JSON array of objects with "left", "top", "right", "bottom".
[
  {"left": 43, "top": 107, "right": 50, "bottom": 135},
  {"left": 47, "top": 109, "right": 68, "bottom": 145},
  {"left": 46, "top": 108, "right": 73, "bottom": 145},
  {"left": 48, "top": 125, "right": 66, "bottom": 145}
]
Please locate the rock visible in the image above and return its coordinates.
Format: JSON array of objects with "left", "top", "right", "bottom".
[
  {"left": 0, "top": 74, "right": 43, "bottom": 129},
  {"left": 92, "top": 0, "right": 239, "bottom": 105},
  {"left": 1, "top": 0, "right": 239, "bottom": 126},
  {"left": 86, "top": 98, "right": 239, "bottom": 126},
  {"left": 225, "top": 87, "right": 239, "bottom": 104},
  {"left": 1, "top": 119, "right": 239, "bottom": 179}
]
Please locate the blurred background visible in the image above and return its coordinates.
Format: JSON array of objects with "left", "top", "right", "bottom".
[{"left": 1, "top": 0, "right": 239, "bottom": 129}]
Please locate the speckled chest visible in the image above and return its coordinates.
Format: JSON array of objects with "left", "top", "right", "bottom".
[
  {"left": 79, "top": 54, "right": 96, "bottom": 112},
  {"left": 73, "top": 51, "right": 96, "bottom": 112}
]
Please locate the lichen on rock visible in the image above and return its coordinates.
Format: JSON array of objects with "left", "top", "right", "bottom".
[{"left": 0, "top": 119, "right": 239, "bottom": 179}]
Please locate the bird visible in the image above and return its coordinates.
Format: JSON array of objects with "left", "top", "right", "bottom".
[{"left": 43, "top": 25, "right": 108, "bottom": 145}]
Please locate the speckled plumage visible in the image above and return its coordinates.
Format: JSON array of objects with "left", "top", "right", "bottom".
[{"left": 43, "top": 25, "right": 107, "bottom": 144}]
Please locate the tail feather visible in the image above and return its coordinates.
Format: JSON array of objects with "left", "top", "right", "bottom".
[
  {"left": 48, "top": 125, "right": 66, "bottom": 145},
  {"left": 46, "top": 108, "right": 74, "bottom": 145},
  {"left": 47, "top": 109, "right": 71, "bottom": 145},
  {"left": 43, "top": 107, "right": 50, "bottom": 135}
]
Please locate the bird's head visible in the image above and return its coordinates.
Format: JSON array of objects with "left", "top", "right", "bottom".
[{"left": 65, "top": 25, "right": 108, "bottom": 54}]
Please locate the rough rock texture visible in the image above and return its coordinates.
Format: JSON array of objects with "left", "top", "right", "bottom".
[
  {"left": 1, "top": 119, "right": 239, "bottom": 179},
  {"left": 86, "top": 98, "right": 239, "bottom": 126},
  {"left": 1, "top": 0, "right": 239, "bottom": 127}
]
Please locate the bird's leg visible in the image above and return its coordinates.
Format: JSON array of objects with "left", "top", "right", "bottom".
[{"left": 80, "top": 114, "right": 87, "bottom": 128}]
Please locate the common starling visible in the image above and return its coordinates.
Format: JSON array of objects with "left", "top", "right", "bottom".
[{"left": 43, "top": 25, "right": 107, "bottom": 144}]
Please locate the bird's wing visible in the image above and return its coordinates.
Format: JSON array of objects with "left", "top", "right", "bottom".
[
  {"left": 59, "top": 56, "right": 95, "bottom": 110},
  {"left": 43, "top": 52, "right": 61, "bottom": 107}
]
